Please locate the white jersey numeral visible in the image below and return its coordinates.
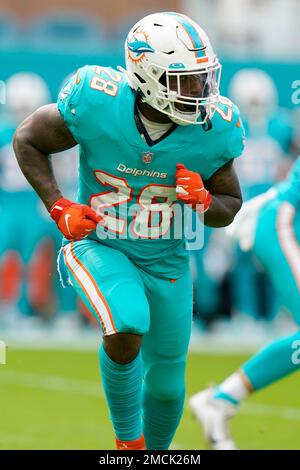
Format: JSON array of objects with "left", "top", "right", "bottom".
[
  {"left": 131, "top": 184, "right": 175, "bottom": 239},
  {"left": 90, "top": 66, "right": 122, "bottom": 97},
  {"left": 90, "top": 171, "right": 176, "bottom": 239},
  {"left": 214, "top": 96, "right": 234, "bottom": 122},
  {"left": 91, "top": 171, "right": 133, "bottom": 235}
]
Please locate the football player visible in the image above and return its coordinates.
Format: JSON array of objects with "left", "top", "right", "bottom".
[
  {"left": 0, "top": 73, "right": 55, "bottom": 318},
  {"left": 190, "top": 156, "right": 300, "bottom": 450},
  {"left": 229, "top": 69, "right": 295, "bottom": 322},
  {"left": 14, "top": 12, "right": 245, "bottom": 450}
]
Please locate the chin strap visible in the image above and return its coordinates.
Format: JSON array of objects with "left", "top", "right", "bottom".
[
  {"left": 200, "top": 107, "right": 212, "bottom": 131},
  {"left": 202, "top": 118, "right": 212, "bottom": 131}
]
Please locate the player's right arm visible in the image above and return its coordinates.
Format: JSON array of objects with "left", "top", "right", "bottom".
[
  {"left": 13, "top": 104, "right": 76, "bottom": 210},
  {"left": 13, "top": 103, "right": 102, "bottom": 240}
]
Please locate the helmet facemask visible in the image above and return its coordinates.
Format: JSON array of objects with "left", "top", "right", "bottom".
[{"left": 134, "top": 61, "right": 222, "bottom": 126}]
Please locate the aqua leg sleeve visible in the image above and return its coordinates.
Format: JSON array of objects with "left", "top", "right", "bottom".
[
  {"left": 242, "top": 331, "right": 300, "bottom": 391},
  {"left": 99, "top": 344, "right": 143, "bottom": 441},
  {"left": 140, "top": 269, "right": 193, "bottom": 450}
]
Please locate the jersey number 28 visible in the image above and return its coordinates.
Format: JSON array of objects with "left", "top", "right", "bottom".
[{"left": 90, "top": 171, "right": 176, "bottom": 239}]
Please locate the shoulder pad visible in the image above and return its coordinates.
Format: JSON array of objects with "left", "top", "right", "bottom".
[
  {"left": 212, "top": 96, "right": 242, "bottom": 132},
  {"left": 57, "top": 65, "right": 125, "bottom": 141}
]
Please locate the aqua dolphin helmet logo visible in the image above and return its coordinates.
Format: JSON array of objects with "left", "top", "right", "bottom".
[
  {"left": 127, "top": 29, "right": 155, "bottom": 63},
  {"left": 127, "top": 39, "right": 155, "bottom": 55}
]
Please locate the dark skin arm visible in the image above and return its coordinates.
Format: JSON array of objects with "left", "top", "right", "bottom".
[
  {"left": 202, "top": 160, "right": 242, "bottom": 228},
  {"left": 13, "top": 104, "right": 77, "bottom": 211}
]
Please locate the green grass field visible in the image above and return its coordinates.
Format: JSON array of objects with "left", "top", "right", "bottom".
[{"left": 0, "top": 349, "right": 299, "bottom": 450}]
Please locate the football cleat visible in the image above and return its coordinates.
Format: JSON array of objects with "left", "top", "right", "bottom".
[
  {"left": 116, "top": 434, "right": 146, "bottom": 450},
  {"left": 189, "top": 389, "right": 237, "bottom": 450}
]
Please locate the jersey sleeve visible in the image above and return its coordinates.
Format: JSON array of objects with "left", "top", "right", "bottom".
[
  {"left": 57, "top": 66, "right": 87, "bottom": 142},
  {"left": 223, "top": 104, "right": 246, "bottom": 161},
  {"left": 202, "top": 102, "right": 246, "bottom": 180},
  {"left": 57, "top": 65, "right": 106, "bottom": 143}
]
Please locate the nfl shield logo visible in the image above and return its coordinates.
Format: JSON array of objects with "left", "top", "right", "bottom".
[{"left": 141, "top": 151, "right": 153, "bottom": 164}]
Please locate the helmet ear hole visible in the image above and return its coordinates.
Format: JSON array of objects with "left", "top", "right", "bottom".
[
  {"left": 134, "top": 73, "right": 146, "bottom": 84},
  {"left": 159, "top": 73, "right": 167, "bottom": 87}
]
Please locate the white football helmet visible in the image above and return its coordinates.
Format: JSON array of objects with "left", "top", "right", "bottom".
[
  {"left": 6, "top": 72, "right": 50, "bottom": 123},
  {"left": 123, "top": 12, "right": 222, "bottom": 126}
]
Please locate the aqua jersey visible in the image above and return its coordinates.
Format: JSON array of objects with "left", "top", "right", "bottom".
[
  {"left": 57, "top": 65, "right": 245, "bottom": 278},
  {"left": 242, "top": 112, "right": 294, "bottom": 153},
  {"left": 235, "top": 113, "right": 294, "bottom": 200},
  {"left": 274, "top": 156, "right": 300, "bottom": 207}
]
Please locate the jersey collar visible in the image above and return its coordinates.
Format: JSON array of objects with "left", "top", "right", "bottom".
[{"left": 134, "top": 96, "right": 178, "bottom": 148}]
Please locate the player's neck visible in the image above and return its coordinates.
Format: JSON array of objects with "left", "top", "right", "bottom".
[{"left": 137, "top": 97, "right": 172, "bottom": 125}]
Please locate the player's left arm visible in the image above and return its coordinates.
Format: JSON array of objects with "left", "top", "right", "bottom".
[
  {"left": 203, "top": 159, "right": 242, "bottom": 227},
  {"left": 175, "top": 159, "right": 242, "bottom": 228},
  {"left": 176, "top": 100, "right": 244, "bottom": 227}
]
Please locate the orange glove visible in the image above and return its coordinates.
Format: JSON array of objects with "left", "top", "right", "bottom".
[
  {"left": 175, "top": 163, "right": 211, "bottom": 212},
  {"left": 50, "top": 198, "right": 103, "bottom": 241}
]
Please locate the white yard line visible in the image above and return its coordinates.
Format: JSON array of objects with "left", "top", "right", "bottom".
[
  {"left": 0, "top": 369, "right": 184, "bottom": 450},
  {"left": 0, "top": 369, "right": 103, "bottom": 398},
  {"left": 239, "top": 402, "right": 300, "bottom": 421},
  {"left": 1, "top": 369, "right": 300, "bottom": 422}
]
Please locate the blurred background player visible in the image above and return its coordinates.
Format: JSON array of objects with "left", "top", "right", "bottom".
[
  {"left": 228, "top": 69, "right": 295, "bottom": 326},
  {"left": 0, "top": 73, "right": 55, "bottom": 324},
  {"left": 191, "top": 69, "right": 295, "bottom": 331},
  {"left": 190, "top": 155, "right": 300, "bottom": 449},
  {"left": 0, "top": 72, "right": 78, "bottom": 328},
  {"left": 191, "top": 69, "right": 296, "bottom": 331}
]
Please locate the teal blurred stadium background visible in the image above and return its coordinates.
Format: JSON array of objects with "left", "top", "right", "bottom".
[
  {"left": 0, "top": 0, "right": 299, "bottom": 106},
  {"left": 0, "top": 0, "right": 300, "bottom": 346}
]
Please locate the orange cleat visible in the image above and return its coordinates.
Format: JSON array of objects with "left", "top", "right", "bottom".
[{"left": 116, "top": 435, "right": 146, "bottom": 450}]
